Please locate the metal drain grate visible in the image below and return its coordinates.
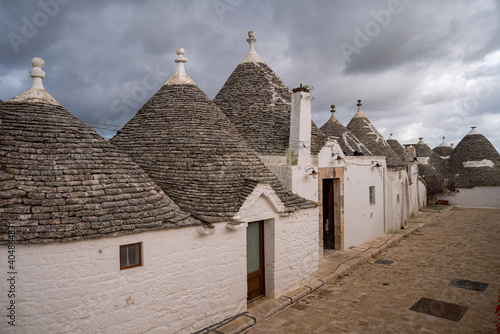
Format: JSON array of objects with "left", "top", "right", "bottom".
[
  {"left": 409, "top": 297, "right": 468, "bottom": 322},
  {"left": 448, "top": 278, "right": 489, "bottom": 292},
  {"left": 375, "top": 259, "right": 394, "bottom": 265}
]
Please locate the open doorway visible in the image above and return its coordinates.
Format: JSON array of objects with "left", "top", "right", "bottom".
[{"left": 322, "top": 179, "right": 335, "bottom": 249}]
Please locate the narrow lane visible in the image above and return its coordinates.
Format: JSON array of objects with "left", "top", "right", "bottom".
[{"left": 246, "top": 208, "right": 500, "bottom": 333}]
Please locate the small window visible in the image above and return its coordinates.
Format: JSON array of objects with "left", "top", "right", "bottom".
[
  {"left": 369, "top": 186, "right": 375, "bottom": 205},
  {"left": 120, "top": 242, "right": 142, "bottom": 270}
]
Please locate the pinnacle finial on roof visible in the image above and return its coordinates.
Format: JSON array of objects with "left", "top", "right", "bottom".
[
  {"left": 437, "top": 136, "right": 451, "bottom": 147},
  {"left": 30, "top": 57, "right": 46, "bottom": 90},
  {"left": 388, "top": 133, "right": 393, "bottom": 140},
  {"left": 7, "top": 57, "right": 60, "bottom": 105},
  {"left": 165, "top": 47, "right": 196, "bottom": 86},
  {"left": 240, "top": 30, "right": 264, "bottom": 64},
  {"left": 417, "top": 137, "right": 425, "bottom": 144},
  {"left": 174, "top": 47, "right": 187, "bottom": 63},
  {"left": 353, "top": 99, "right": 366, "bottom": 118},
  {"left": 330, "top": 104, "right": 335, "bottom": 113}
]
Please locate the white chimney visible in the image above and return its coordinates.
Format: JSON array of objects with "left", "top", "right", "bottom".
[{"left": 289, "top": 85, "right": 312, "bottom": 165}]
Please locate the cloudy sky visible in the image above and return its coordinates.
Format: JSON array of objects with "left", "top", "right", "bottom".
[{"left": 1, "top": 0, "right": 499, "bottom": 151}]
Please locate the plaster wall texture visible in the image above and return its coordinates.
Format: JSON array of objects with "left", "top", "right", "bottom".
[
  {"left": 418, "top": 178, "right": 428, "bottom": 208},
  {"left": 290, "top": 91, "right": 312, "bottom": 166},
  {"left": 437, "top": 186, "right": 500, "bottom": 208},
  {"left": 384, "top": 169, "right": 408, "bottom": 233},
  {"left": 407, "top": 163, "right": 422, "bottom": 215},
  {"left": 263, "top": 165, "right": 318, "bottom": 202},
  {"left": 342, "top": 157, "right": 386, "bottom": 249},
  {"left": 237, "top": 186, "right": 319, "bottom": 298},
  {"left": 0, "top": 225, "right": 247, "bottom": 334}
]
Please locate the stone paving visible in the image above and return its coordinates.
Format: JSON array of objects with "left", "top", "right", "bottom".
[{"left": 244, "top": 208, "right": 500, "bottom": 333}]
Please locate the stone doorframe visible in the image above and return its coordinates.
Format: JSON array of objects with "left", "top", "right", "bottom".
[{"left": 318, "top": 167, "right": 344, "bottom": 257}]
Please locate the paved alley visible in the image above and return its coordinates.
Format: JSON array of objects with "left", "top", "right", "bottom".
[{"left": 245, "top": 208, "right": 500, "bottom": 333}]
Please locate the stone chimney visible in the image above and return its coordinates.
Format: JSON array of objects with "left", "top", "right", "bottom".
[{"left": 289, "top": 84, "right": 312, "bottom": 165}]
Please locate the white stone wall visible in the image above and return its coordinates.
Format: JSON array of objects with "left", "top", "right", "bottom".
[
  {"left": 342, "top": 157, "right": 386, "bottom": 249},
  {"left": 437, "top": 186, "right": 500, "bottom": 208},
  {"left": 384, "top": 169, "right": 408, "bottom": 232},
  {"left": 407, "top": 163, "right": 422, "bottom": 216},
  {"left": 236, "top": 184, "right": 319, "bottom": 298},
  {"left": 261, "top": 161, "right": 319, "bottom": 202},
  {"left": 418, "top": 178, "right": 427, "bottom": 208},
  {"left": 0, "top": 225, "right": 247, "bottom": 334}
]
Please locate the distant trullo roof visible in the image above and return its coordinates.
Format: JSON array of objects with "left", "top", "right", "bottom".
[
  {"left": 110, "top": 48, "right": 316, "bottom": 223},
  {"left": 449, "top": 127, "right": 500, "bottom": 188},
  {"left": 0, "top": 58, "right": 199, "bottom": 244},
  {"left": 433, "top": 136, "right": 453, "bottom": 157},
  {"left": 213, "top": 31, "right": 328, "bottom": 156},
  {"left": 387, "top": 134, "right": 406, "bottom": 162},
  {"left": 414, "top": 137, "right": 449, "bottom": 182},
  {"left": 320, "top": 104, "right": 372, "bottom": 156},
  {"left": 346, "top": 100, "right": 406, "bottom": 168}
]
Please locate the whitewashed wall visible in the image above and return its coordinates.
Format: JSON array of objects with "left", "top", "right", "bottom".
[
  {"left": 263, "top": 160, "right": 318, "bottom": 202},
  {"left": 418, "top": 178, "right": 428, "bottom": 208},
  {"left": 437, "top": 186, "right": 500, "bottom": 208},
  {"left": 0, "top": 182, "right": 320, "bottom": 334},
  {"left": 236, "top": 183, "right": 319, "bottom": 298},
  {"left": 407, "top": 163, "right": 422, "bottom": 215},
  {"left": 384, "top": 169, "right": 409, "bottom": 232},
  {"left": 0, "top": 225, "right": 247, "bottom": 334},
  {"left": 342, "top": 157, "right": 386, "bottom": 249}
]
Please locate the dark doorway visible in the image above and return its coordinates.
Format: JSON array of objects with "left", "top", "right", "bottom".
[
  {"left": 247, "top": 220, "right": 265, "bottom": 301},
  {"left": 323, "top": 179, "right": 335, "bottom": 249}
]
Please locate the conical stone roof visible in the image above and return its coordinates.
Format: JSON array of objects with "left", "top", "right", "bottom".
[
  {"left": 320, "top": 104, "right": 372, "bottom": 156},
  {"left": 346, "top": 100, "right": 405, "bottom": 168},
  {"left": 0, "top": 58, "right": 199, "bottom": 244},
  {"left": 387, "top": 134, "right": 406, "bottom": 162},
  {"left": 213, "top": 31, "right": 328, "bottom": 156},
  {"left": 110, "top": 48, "right": 315, "bottom": 223},
  {"left": 433, "top": 136, "right": 453, "bottom": 157},
  {"left": 415, "top": 138, "right": 450, "bottom": 176},
  {"left": 449, "top": 127, "right": 500, "bottom": 187}
]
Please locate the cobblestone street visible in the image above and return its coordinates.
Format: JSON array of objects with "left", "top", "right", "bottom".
[{"left": 246, "top": 208, "right": 500, "bottom": 333}]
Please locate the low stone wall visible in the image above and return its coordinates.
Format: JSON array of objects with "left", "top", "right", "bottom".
[{"left": 438, "top": 186, "right": 500, "bottom": 208}]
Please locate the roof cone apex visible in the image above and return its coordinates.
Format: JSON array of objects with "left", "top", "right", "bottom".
[
  {"left": 467, "top": 126, "right": 480, "bottom": 135},
  {"left": 353, "top": 99, "right": 367, "bottom": 118},
  {"left": 437, "top": 136, "right": 451, "bottom": 147},
  {"left": 7, "top": 57, "right": 60, "bottom": 106},
  {"left": 165, "top": 48, "right": 196, "bottom": 86},
  {"left": 240, "top": 31, "right": 265, "bottom": 64}
]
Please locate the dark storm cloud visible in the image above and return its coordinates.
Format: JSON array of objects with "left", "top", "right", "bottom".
[{"left": 1, "top": 0, "right": 499, "bottom": 149}]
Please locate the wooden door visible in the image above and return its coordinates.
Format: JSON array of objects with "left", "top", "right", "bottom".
[
  {"left": 247, "top": 221, "right": 265, "bottom": 301},
  {"left": 323, "top": 179, "right": 335, "bottom": 249}
]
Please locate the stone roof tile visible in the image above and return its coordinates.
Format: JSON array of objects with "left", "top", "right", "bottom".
[
  {"left": 320, "top": 105, "right": 371, "bottom": 156},
  {"left": 387, "top": 134, "right": 406, "bottom": 162},
  {"left": 213, "top": 32, "right": 327, "bottom": 156},
  {"left": 111, "top": 55, "right": 315, "bottom": 222},
  {"left": 0, "top": 102, "right": 200, "bottom": 244},
  {"left": 346, "top": 100, "right": 405, "bottom": 168},
  {"left": 449, "top": 128, "right": 500, "bottom": 187}
]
